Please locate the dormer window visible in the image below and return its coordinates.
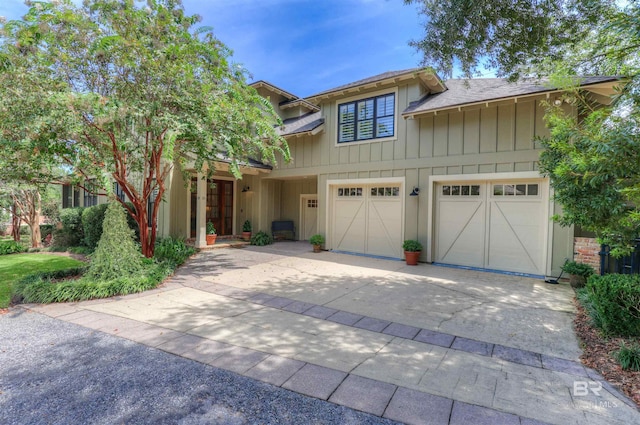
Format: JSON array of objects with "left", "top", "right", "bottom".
[{"left": 338, "top": 93, "right": 395, "bottom": 143}]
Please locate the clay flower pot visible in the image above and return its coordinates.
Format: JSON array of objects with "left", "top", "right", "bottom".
[{"left": 404, "top": 251, "right": 420, "bottom": 265}]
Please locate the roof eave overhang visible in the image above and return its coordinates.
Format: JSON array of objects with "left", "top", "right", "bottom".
[
  {"left": 306, "top": 69, "right": 445, "bottom": 104},
  {"left": 281, "top": 123, "right": 325, "bottom": 139},
  {"left": 279, "top": 99, "right": 320, "bottom": 112},
  {"left": 401, "top": 79, "right": 621, "bottom": 119},
  {"left": 250, "top": 81, "right": 298, "bottom": 101}
]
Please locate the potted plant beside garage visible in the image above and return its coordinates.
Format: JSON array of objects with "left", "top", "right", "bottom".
[
  {"left": 206, "top": 221, "right": 217, "bottom": 245},
  {"left": 309, "top": 234, "right": 325, "bottom": 253},
  {"left": 403, "top": 240, "right": 422, "bottom": 265},
  {"left": 242, "top": 220, "right": 252, "bottom": 241},
  {"left": 561, "top": 261, "right": 594, "bottom": 289}
]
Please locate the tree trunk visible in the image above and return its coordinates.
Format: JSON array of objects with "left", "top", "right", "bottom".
[
  {"left": 10, "top": 202, "right": 21, "bottom": 242},
  {"left": 29, "top": 222, "right": 41, "bottom": 249}
]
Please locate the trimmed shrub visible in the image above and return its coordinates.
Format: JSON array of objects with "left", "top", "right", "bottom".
[
  {"left": 52, "top": 207, "right": 84, "bottom": 248},
  {"left": 154, "top": 237, "right": 195, "bottom": 267},
  {"left": 81, "top": 203, "right": 140, "bottom": 251},
  {"left": 615, "top": 342, "right": 640, "bottom": 371},
  {"left": 0, "top": 240, "right": 26, "bottom": 255},
  {"left": 82, "top": 203, "right": 109, "bottom": 250},
  {"left": 585, "top": 274, "right": 640, "bottom": 336},
  {"left": 251, "top": 230, "right": 273, "bottom": 246},
  {"left": 86, "top": 202, "right": 144, "bottom": 281},
  {"left": 19, "top": 225, "right": 30, "bottom": 236}
]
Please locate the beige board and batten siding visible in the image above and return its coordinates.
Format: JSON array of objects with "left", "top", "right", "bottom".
[{"left": 268, "top": 79, "right": 568, "bottom": 275}]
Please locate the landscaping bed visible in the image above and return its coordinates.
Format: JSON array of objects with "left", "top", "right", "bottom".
[{"left": 574, "top": 299, "right": 640, "bottom": 407}]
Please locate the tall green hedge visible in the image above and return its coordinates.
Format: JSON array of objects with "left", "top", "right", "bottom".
[
  {"left": 54, "top": 202, "right": 140, "bottom": 251},
  {"left": 81, "top": 203, "right": 109, "bottom": 250},
  {"left": 52, "top": 207, "right": 84, "bottom": 248},
  {"left": 585, "top": 274, "right": 640, "bottom": 337}
]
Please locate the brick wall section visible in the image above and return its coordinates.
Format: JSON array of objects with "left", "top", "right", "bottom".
[{"left": 573, "top": 237, "right": 601, "bottom": 275}]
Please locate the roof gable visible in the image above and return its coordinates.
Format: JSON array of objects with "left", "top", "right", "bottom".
[{"left": 305, "top": 68, "right": 446, "bottom": 103}]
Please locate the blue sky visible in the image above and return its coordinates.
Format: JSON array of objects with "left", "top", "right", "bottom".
[{"left": 1, "top": 0, "right": 426, "bottom": 97}]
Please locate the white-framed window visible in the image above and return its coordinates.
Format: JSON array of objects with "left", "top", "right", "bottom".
[
  {"left": 307, "top": 199, "right": 318, "bottom": 208},
  {"left": 370, "top": 186, "right": 400, "bottom": 197},
  {"left": 442, "top": 184, "right": 481, "bottom": 196},
  {"left": 338, "top": 93, "right": 395, "bottom": 143},
  {"left": 337, "top": 187, "right": 363, "bottom": 197},
  {"left": 492, "top": 183, "right": 539, "bottom": 197}
]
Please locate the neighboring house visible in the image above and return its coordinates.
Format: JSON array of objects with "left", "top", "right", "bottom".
[{"left": 64, "top": 68, "right": 618, "bottom": 278}]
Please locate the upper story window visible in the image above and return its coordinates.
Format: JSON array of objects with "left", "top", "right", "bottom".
[{"left": 338, "top": 93, "right": 395, "bottom": 143}]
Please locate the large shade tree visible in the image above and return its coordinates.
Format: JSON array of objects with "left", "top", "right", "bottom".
[
  {"left": 0, "top": 0, "right": 290, "bottom": 257},
  {"left": 407, "top": 0, "right": 640, "bottom": 255}
]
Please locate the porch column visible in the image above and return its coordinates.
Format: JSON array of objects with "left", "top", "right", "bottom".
[{"left": 195, "top": 171, "right": 208, "bottom": 248}]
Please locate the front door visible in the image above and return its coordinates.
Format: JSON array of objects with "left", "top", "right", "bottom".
[{"left": 191, "top": 178, "right": 234, "bottom": 237}]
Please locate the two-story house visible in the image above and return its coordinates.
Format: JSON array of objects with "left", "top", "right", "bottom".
[{"left": 94, "top": 68, "right": 619, "bottom": 278}]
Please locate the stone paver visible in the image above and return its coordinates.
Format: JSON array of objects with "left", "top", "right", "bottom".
[
  {"left": 326, "top": 310, "right": 364, "bottom": 326},
  {"left": 493, "top": 345, "right": 542, "bottom": 368},
  {"left": 282, "top": 364, "right": 348, "bottom": 400},
  {"left": 329, "top": 375, "right": 397, "bottom": 417},
  {"left": 450, "top": 336, "right": 493, "bottom": 356},
  {"left": 303, "top": 305, "right": 338, "bottom": 319},
  {"left": 382, "top": 322, "right": 421, "bottom": 339},
  {"left": 384, "top": 387, "right": 453, "bottom": 425},
  {"left": 28, "top": 244, "right": 640, "bottom": 425},
  {"left": 244, "top": 355, "right": 305, "bottom": 386},
  {"left": 450, "top": 401, "right": 520, "bottom": 425},
  {"left": 414, "top": 329, "right": 455, "bottom": 348}
]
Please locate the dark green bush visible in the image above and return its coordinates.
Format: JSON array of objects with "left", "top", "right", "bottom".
[
  {"left": 39, "top": 224, "right": 54, "bottom": 242},
  {"left": 562, "top": 261, "right": 595, "bottom": 277},
  {"left": 82, "top": 203, "right": 109, "bottom": 250},
  {"left": 615, "top": 342, "right": 640, "bottom": 371},
  {"left": 585, "top": 274, "right": 640, "bottom": 336},
  {"left": 154, "top": 237, "right": 195, "bottom": 267},
  {"left": 251, "top": 230, "right": 273, "bottom": 246},
  {"left": 0, "top": 240, "right": 26, "bottom": 255},
  {"left": 19, "top": 225, "right": 30, "bottom": 236},
  {"left": 52, "top": 207, "right": 84, "bottom": 248}
]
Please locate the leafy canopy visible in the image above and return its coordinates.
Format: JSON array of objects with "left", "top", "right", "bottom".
[{"left": 0, "top": 0, "right": 290, "bottom": 256}]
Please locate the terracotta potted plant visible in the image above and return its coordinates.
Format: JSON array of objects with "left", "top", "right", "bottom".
[
  {"left": 309, "top": 234, "right": 325, "bottom": 253},
  {"left": 206, "top": 221, "right": 217, "bottom": 245},
  {"left": 403, "top": 240, "right": 422, "bottom": 265},
  {"left": 242, "top": 220, "right": 252, "bottom": 241},
  {"left": 562, "top": 261, "right": 594, "bottom": 288}
]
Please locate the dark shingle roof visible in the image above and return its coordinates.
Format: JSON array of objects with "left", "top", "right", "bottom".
[
  {"left": 215, "top": 152, "right": 272, "bottom": 170},
  {"left": 403, "top": 76, "right": 619, "bottom": 115},
  {"left": 307, "top": 68, "right": 421, "bottom": 99},
  {"left": 277, "top": 112, "right": 324, "bottom": 137}
]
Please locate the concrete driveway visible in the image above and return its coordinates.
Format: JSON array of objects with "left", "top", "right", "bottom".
[{"left": 27, "top": 242, "right": 639, "bottom": 425}]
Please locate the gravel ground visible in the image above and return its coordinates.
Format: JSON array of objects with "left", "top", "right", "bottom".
[{"left": 0, "top": 309, "right": 399, "bottom": 425}]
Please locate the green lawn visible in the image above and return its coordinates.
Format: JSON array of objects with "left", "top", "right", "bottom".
[{"left": 0, "top": 254, "right": 85, "bottom": 308}]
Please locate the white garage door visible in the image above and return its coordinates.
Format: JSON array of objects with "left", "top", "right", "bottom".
[
  {"left": 331, "top": 184, "right": 403, "bottom": 259},
  {"left": 435, "top": 180, "right": 547, "bottom": 275}
]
